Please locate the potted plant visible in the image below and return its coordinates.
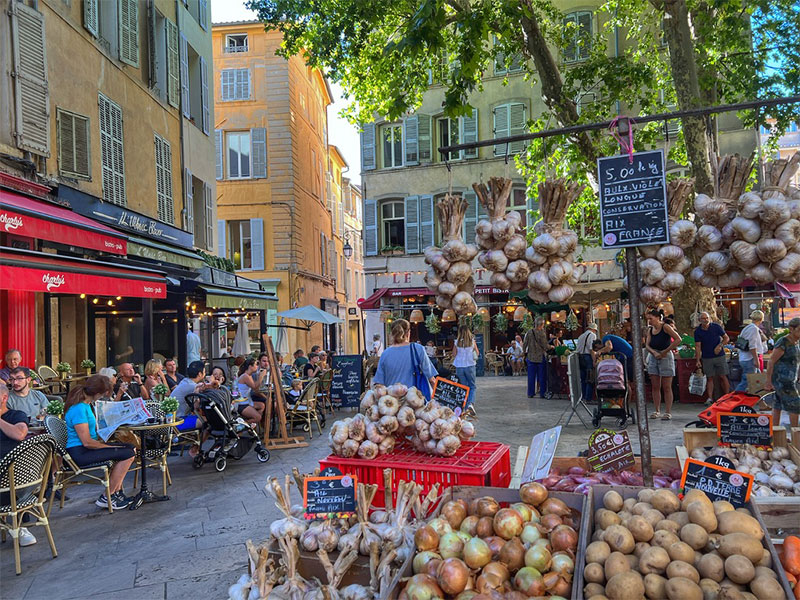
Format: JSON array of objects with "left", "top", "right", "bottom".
[
  {"left": 80, "top": 359, "right": 95, "bottom": 375},
  {"left": 45, "top": 398, "right": 65, "bottom": 419},
  {"left": 425, "top": 313, "right": 441, "bottom": 335},
  {"left": 160, "top": 397, "right": 179, "bottom": 423},
  {"left": 493, "top": 312, "right": 509, "bottom": 333},
  {"left": 151, "top": 383, "right": 170, "bottom": 402},
  {"left": 56, "top": 362, "right": 72, "bottom": 379}
]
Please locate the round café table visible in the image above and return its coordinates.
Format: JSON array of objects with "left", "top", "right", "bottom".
[
  {"left": 118, "top": 419, "right": 183, "bottom": 510},
  {"left": 44, "top": 373, "right": 88, "bottom": 394}
]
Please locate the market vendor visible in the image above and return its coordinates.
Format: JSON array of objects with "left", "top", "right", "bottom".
[{"left": 694, "top": 311, "right": 730, "bottom": 405}]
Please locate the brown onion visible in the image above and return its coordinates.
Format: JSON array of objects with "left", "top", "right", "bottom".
[
  {"left": 540, "top": 497, "right": 570, "bottom": 517},
  {"left": 442, "top": 501, "right": 467, "bottom": 530},
  {"left": 550, "top": 551, "right": 575, "bottom": 575},
  {"left": 439, "top": 532, "right": 464, "bottom": 559},
  {"left": 476, "top": 497, "right": 500, "bottom": 517},
  {"left": 498, "top": 536, "right": 525, "bottom": 572},
  {"left": 509, "top": 502, "right": 534, "bottom": 522},
  {"left": 427, "top": 517, "right": 452, "bottom": 537},
  {"left": 460, "top": 515, "right": 479, "bottom": 537},
  {"left": 415, "top": 525, "right": 439, "bottom": 552},
  {"left": 437, "top": 557, "right": 470, "bottom": 595},
  {"left": 539, "top": 513, "right": 563, "bottom": 532},
  {"left": 550, "top": 575, "right": 571, "bottom": 597},
  {"left": 463, "top": 537, "right": 492, "bottom": 569},
  {"left": 476, "top": 516, "right": 495, "bottom": 538},
  {"left": 482, "top": 561, "right": 510, "bottom": 582},
  {"left": 504, "top": 592, "right": 527, "bottom": 600},
  {"left": 468, "top": 498, "right": 480, "bottom": 516},
  {"left": 405, "top": 573, "right": 444, "bottom": 600},
  {"left": 519, "top": 482, "right": 548, "bottom": 506},
  {"left": 454, "top": 592, "right": 478, "bottom": 600},
  {"left": 550, "top": 525, "right": 578, "bottom": 553},
  {"left": 475, "top": 572, "right": 504, "bottom": 594},
  {"left": 484, "top": 536, "right": 505, "bottom": 560},
  {"left": 513, "top": 567, "right": 545, "bottom": 596},
  {"left": 422, "top": 558, "right": 442, "bottom": 579},
  {"left": 413, "top": 551, "right": 441, "bottom": 574},
  {"left": 493, "top": 508, "right": 524, "bottom": 540},
  {"left": 454, "top": 498, "right": 469, "bottom": 515}
]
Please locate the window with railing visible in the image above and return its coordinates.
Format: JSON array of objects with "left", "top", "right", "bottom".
[{"left": 224, "top": 33, "right": 248, "bottom": 53}]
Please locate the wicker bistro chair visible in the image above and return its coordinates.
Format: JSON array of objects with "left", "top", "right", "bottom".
[
  {"left": 286, "top": 378, "right": 323, "bottom": 438},
  {"left": 37, "top": 365, "right": 64, "bottom": 395},
  {"left": 0, "top": 435, "right": 58, "bottom": 575},
  {"left": 44, "top": 416, "right": 114, "bottom": 516},
  {"left": 485, "top": 352, "right": 504, "bottom": 376},
  {"left": 317, "top": 369, "right": 334, "bottom": 415},
  {"left": 130, "top": 403, "right": 175, "bottom": 496},
  {"left": 173, "top": 394, "right": 204, "bottom": 457}
]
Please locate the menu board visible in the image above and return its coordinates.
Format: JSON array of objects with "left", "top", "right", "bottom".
[
  {"left": 475, "top": 333, "right": 485, "bottom": 377},
  {"left": 303, "top": 474, "right": 357, "bottom": 520},
  {"left": 680, "top": 458, "right": 753, "bottom": 507},
  {"left": 598, "top": 149, "right": 669, "bottom": 249},
  {"left": 587, "top": 428, "right": 635, "bottom": 472},
  {"left": 521, "top": 426, "right": 562, "bottom": 484},
  {"left": 330, "top": 355, "right": 363, "bottom": 408},
  {"left": 432, "top": 377, "right": 470, "bottom": 414},
  {"left": 717, "top": 411, "right": 773, "bottom": 448}
]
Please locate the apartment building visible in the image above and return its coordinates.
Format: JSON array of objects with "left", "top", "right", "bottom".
[{"left": 342, "top": 174, "right": 365, "bottom": 354}]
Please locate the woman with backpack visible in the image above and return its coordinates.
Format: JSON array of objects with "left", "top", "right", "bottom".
[
  {"left": 645, "top": 309, "right": 680, "bottom": 420},
  {"left": 735, "top": 310, "right": 766, "bottom": 392}
]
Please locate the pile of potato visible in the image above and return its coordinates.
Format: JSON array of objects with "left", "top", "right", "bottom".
[{"left": 584, "top": 488, "right": 787, "bottom": 600}]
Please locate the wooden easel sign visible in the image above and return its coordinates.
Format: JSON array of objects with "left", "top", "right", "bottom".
[{"left": 261, "top": 334, "right": 308, "bottom": 450}]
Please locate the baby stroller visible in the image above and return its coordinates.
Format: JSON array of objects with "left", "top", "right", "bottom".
[
  {"left": 188, "top": 390, "right": 271, "bottom": 472},
  {"left": 592, "top": 351, "right": 635, "bottom": 428}
]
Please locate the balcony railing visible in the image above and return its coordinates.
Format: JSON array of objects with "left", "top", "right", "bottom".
[{"left": 224, "top": 45, "right": 248, "bottom": 54}]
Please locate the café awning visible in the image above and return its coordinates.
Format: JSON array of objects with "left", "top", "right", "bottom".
[
  {"left": 0, "top": 248, "right": 166, "bottom": 298},
  {"left": 199, "top": 284, "right": 277, "bottom": 310},
  {"left": 0, "top": 189, "right": 127, "bottom": 255}
]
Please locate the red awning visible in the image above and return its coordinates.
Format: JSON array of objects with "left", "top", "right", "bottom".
[
  {"left": 0, "top": 189, "right": 127, "bottom": 255},
  {"left": 386, "top": 287, "right": 433, "bottom": 298},
  {"left": 358, "top": 288, "right": 388, "bottom": 309},
  {"left": 0, "top": 250, "right": 166, "bottom": 299}
]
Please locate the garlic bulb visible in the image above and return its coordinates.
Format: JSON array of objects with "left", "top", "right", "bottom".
[
  {"left": 525, "top": 246, "right": 548, "bottom": 266},
  {"left": 438, "top": 281, "right": 458, "bottom": 297},
  {"left": 490, "top": 272, "right": 511, "bottom": 290},
  {"left": 669, "top": 219, "right": 697, "bottom": 249},
  {"left": 503, "top": 235, "right": 527, "bottom": 259},
  {"left": 730, "top": 240, "right": 760, "bottom": 268},
  {"left": 492, "top": 219, "right": 515, "bottom": 242},
  {"left": 640, "top": 258, "right": 666, "bottom": 286},
  {"left": 640, "top": 286, "right": 667, "bottom": 304},
  {"left": 750, "top": 263, "right": 775, "bottom": 284},
  {"left": 659, "top": 272, "right": 685, "bottom": 291},
  {"left": 655, "top": 245, "right": 684, "bottom": 270},
  {"left": 774, "top": 219, "right": 800, "bottom": 247},
  {"left": 528, "top": 289, "right": 550, "bottom": 304},
  {"left": 548, "top": 260, "right": 574, "bottom": 285},
  {"left": 528, "top": 270, "right": 552, "bottom": 293},
  {"left": 479, "top": 249, "right": 509, "bottom": 272},
  {"left": 694, "top": 193, "right": 713, "bottom": 217},
  {"left": 548, "top": 285, "right": 574, "bottom": 303},
  {"left": 638, "top": 245, "right": 658, "bottom": 258},
  {"left": 731, "top": 216, "right": 761, "bottom": 243},
  {"left": 506, "top": 260, "right": 530, "bottom": 283},
  {"left": 556, "top": 230, "right": 579, "bottom": 256},
  {"left": 442, "top": 239, "right": 470, "bottom": 262},
  {"left": 689, "top": 267, "right": 705, "bottom": 283},
  {"left": 738, "top": 192, "right": 763, "bottom": 219},
  {"left": 722, "top": 222, "right": 735, "bottom": 245},
  {"left": 772, "top": 253, "right": 800, "bottom": 279},
  {"left": 756, "top": 238, "right": 788, "bottom": 263},
  {"left": 717, "top": 268, "right": 745, "bottom": 289},
  {"left": 533, "top": 233, "right": 559, "bottom": 256},
  {"left": 424, "top": 268, "right": 442, "bottom": 291},
  {"left": 761, "top": 197, "right": 791, "bottom": 228},
  {"left": 435, "top": 295, "right": 451, "bottom": 309},
  {"left": 452, "top": 291, "right": 477, "bottom": 314},
  {"left": 789, "top": 199, "right": 800, "bottom": 220},
  {"left": 696, "top": 225, "right": 724, "bottom": 252},
  {"left": 699, "top": 251, "right": 731, "bottom": 275},
  {"left": 475, "top": 219, "right": 493, "bottom": 239}
]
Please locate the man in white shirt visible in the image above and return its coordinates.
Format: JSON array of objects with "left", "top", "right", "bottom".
[
  {"left": 735, "top": 310, "right": 766, "bottom": 392},
  {"left": 576, "top": 323, "right": 598, "bottom": 403},
  {"left": 187, "top": 326, "right": 202, "bottom": 364}
]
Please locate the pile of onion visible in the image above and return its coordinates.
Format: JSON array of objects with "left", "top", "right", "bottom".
[
  {"left": 525, "top": 178, "right": 584, "bottom": 305},
  {"left": 404, "top": 482, "right": 580, "bottom": 599},
  {"left": 424, "top": 194, "right": 479, "bottom": 315}
]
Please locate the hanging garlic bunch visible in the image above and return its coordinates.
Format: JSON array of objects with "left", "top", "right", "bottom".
[
  {"left": 267, "top": 476, "right": 308, "bottom": 541},
  {"left": 424, "top": 194, "right": 478, "bottom": 315},
  {"left": 525, "top": 178, "right": 583, "bottom": 304},
  {"left": 473, "top": 177, "right": 528, "bottom": 292}
]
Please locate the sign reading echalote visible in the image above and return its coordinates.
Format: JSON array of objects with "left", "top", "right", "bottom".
[
  {"left": 431, "top": 377, "right": 470, "bottom": 415},
  {"left": 303, "top": 475, "right": 357, "bottom": 520},
  {"left": 521, "top": 426, "right": 562, "bottom": 484},
  {"left": 717, "top": 411, "right": 773, "bottom": 448},
  {"left": 598, "top": 149, "right": 669, "bottom": 249},
  {"left": 587, "top": 428, "right": 635, "bottom": 472},
  {"left": 330, "top": 355, "right": 363, "bottom": 408},
  {"left": 680, "top": 458, "right": 753, "bottom": 507}
]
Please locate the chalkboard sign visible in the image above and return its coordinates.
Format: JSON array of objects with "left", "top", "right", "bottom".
[
  {"left": 587, "top": 428, "right": 635, "bottom": 472},
  {"left": 717, "top": 411, "right": 773, "bottom": 447},
  {"left": 598, "top": 149, "right": 669, "bottom": 249},
  {"left": 330, "top": 355, "right": 363, "bottom": 408},
  {"left": 432, "top": 377, "right": 470, "bottom": 414},
  {"left": 303, "top": 475, "right": 357, "bottom": 520},
  {"left": 680, "top": 458, "right": 753, "bottom": 507},
  {"left": 706, "top": 455, "right": 735, "bottom": 470},
  {"left": 475, "top": 333, "right": 485, "bottom": 377}
]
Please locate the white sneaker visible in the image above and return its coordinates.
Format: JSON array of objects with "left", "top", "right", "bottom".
[{"left": 18, "top": 527, "right": 37, "bottom": 546}]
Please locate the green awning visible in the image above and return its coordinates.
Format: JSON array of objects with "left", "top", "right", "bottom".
[
  {"left": 200, "top": 285, "right": 277, "bottom": 310},
  {"left": 128, "top": 237, "right": 205, "bottom": 269}
]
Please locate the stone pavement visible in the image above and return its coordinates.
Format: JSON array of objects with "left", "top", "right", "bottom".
[{"left": 0, "top": 375, "right": 698, "bottom": 599}]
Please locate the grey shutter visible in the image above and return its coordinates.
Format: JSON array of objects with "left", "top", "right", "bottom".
[
  {"left": 84, "top": 0, "right": 98, "bottom": 37},
  {"left": 462, "top": 109, "right": 478, "bottom": 159},
  {"left": 166, "top": 19, "right": 179, "bottom": 107},
  {"left": 217, "top": 219, "right": 226, "bottom": 257},
  {"left": 509, "top": 52, "right": 524, "bottom": 72},
  {"left": 419, "top": 194, "right": 435, "bottom": 250},
  {"left": 155, "top": 135, "right": 174, "bottom": 224},
  {"left": 463, "top": 190, "right": 481, "bottom": 240},
  {"left": 578, "top": 12, "right": 592, "bottom": 60},
  {"left": 184, "top": 167, "right": 194, "bottom": 233},
  {"left": 509, "top": 103, "right": 527, "bottom": 154},
  {"left": 10, "top": 2, "right": 50, "bottom": 156},
  {"left": 99, "top": 94, "right": 126, "bottom": 205},
  {"left": 200, "top": 56, "right": 209, "bottom": 134},
  {"left": 147, "top": 0, "right": 157, "bottom": 89},
  {"left": 251, "top": 218, "right": 264, "bottom": 270},
  {"left": 404, "top": 116, "right": 419, "bottom": 165},
  {"left": 404, "top": 195, "right": 420, "bottom": 254},
  {"left": 364, "top": 199, "right": 378, "bottom": 256},
  {"left": 418, "top": 115, "right": 432, "bottom": 162},
  {"left": 198, "top": 0, "right": 208, "bottom": 30},
  {"left": 204, "top": 183, "right": 213, "bottom": 249},
  {"left": 251, "top": 127, "right": 267, "bottom": 178},
  {"left": 360, "top": 123, "right": 375, "bottom": 171},
  {"left": 179, "top": 33, "right": 190, "bottom": 117},
  {"left": 57, "top": 110, "right": 90, "bottom": 179},
  {"left": 329, "top": 239, "right": 337, "bottom": 281},
  {"left": 235, "top": 69, "right": 250, "bottom": 100},
  {"left": 118, "top": 0, "right": 139, "bottom": 67},
  {"left": 493, "top": 104, "right": 509, "bottom": 157},
  {"left": 320, "top": 232, "right": 327, "bottom": 275},
  {"left": 220, "top": 70, "right": 234, "bottom": 101},
  {"left": 214, "top": 129, "right": 223, "bottom": 179}
]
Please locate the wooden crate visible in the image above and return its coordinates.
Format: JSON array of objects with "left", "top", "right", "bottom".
[{"left": 588, "top": 484, "right": 794, "bottom": 599}]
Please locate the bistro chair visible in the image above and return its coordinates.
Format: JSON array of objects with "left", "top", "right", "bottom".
[
  {"left": 37, "top": 365, "right": 64, "bottom": 394},
  {"left": 176, "top": 394, "right": 205, "bottom": 456},
  {"left": 44, "top": 416, "right": 114, "bottom": 515},
  {"left": 317, "top": 369, "right": 334, "bottom": 415},
  {"left": 130, "top": 402, "right": 174, "bottom": 496},
  {"left": 286, "top": 378, "right": 323, "bottom": 438},
  {"left": 0, "top": 435, "right": 58, "bottom": 575},
  {"left": 485, "top": 352, "right": 504, "bottom": 376}
]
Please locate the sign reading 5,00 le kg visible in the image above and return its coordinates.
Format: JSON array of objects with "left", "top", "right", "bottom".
[{"left": 598, "top": 149, "right": 669, "bottom": 249}]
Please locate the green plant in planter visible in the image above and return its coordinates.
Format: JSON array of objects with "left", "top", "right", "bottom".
[
  {"left": 519, "top": 313, "right": 535, "bottom": 334},
  {"left": 56, "top": 362, "right": 72, "bottom": 377},
  {"left": 160, "top": 397, "right": 179, "bottom": 415},
  {"left": 45, "top": 398, "right": 65, "bottom": 417},
  {"left": 425, "top": 313, "right": 441, "bottom": 334},
  {"left": 152, "top": 383, "right": 170, "bottom": 400},
  {"left": 470, "top": 314, "right": 484, "bottom": 332},
  {"left": 493, "top": 312, "right": 508, "bottom": 333},
  {"left": 565, "top": 310, "right": 578, "bottom": 332},
  {"left": 80, "top": 359, "right": 95, "bottom": 374}
]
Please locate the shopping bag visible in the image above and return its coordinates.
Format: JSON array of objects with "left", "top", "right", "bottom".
[
  {"left": 688, "top": 370, "right": 707, "bottom": 396},
  {"left": 746, "top": 371, "right": 769, "bottom": 395}
]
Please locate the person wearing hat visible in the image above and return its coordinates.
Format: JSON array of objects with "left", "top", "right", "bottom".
[
  {"left": 98, "top": 367, "right": 127, "bottom": 402},
  {"left": 576, "top": 323, "right": 598, "bottom": 403}
]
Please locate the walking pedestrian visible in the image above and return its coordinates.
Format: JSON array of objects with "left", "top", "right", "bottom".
[
  {"left": 451, "top": 323, "right": 479, "bottom": 410},
  {"left": 523, "top": 317, "right": 549, "bottom": 398},
  {"left": 735, "top": 310, "right": 766, "bottom": 392},
  {"left": 576, "top": 323, "right": 598, "bottom": 403},
  {"left": 764, "top": 317, "right": 800, "bottom": 428},
  {"left": 694, "top": 311, "right": 730, "bottom": 405},
  {"left": 645, "top": 309, "right": 680, "bottom": 420}
]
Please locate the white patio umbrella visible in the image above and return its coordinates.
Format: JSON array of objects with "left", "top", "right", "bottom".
[
  {"left": 232, "top": 316, "right": 250, "bottom": 357},
  {"left": 276, "top": 305, "right": 343, "bottom": 328},
  {"left": 274, "top": 317, "right": 289, "bottom": 355}
]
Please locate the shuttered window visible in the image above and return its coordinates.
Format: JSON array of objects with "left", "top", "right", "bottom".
[
  {"left": 214, "top": 129, "right": 223, "bottom": 179},
  {"left": 118, "top": 0, "right": 139, "bottom": 67},
  {"left": 184, "top": 168, "right": 194, "bottom": 233},
  {"left": 154, "top": 134, "right": 174, "bottom": 224},
  {"left": 10, "top": 2, "right": 50, "bottom": 156},
  {"left": 251, "top": 127, "right": 267, "bottom": 178},
  {"left": 166, "top": 19, "right": 179, "bottom": 108},
  {"left": 360, "top": 123, "right": 376, "bottom": 171},
  {"left": 404, "top": 117, "right": 419, "bottom": 165},
  {"left": 57, "top": 109, "right": 91, "bottom": 179},
  {"left": 419, "top": 195, "right": 435, "bottom": 251},
  {"left": 220, "top": 69, "right": 250, "bottom": 101},
  {"left": 179, "top": 33, "right": 190, "bottom": 117},
  {"left": 494, "top": 36, "right": 524, "bottom": 75},
  {"left": 563, "top": 11, "right": 593, "bottom": 63},
  {"left": 204, "top": 183, "right": 214, "bottom": 250},
  {"left": 251, "top": 218, "right": 264, "bottom": 271},
  {"left": 99, "top": 93, "right": 126, "bottom": 206},
  {"left": 404, "top": 195, "right": 420, "bottom": 254},
  {"left": 198, "top": 0, "right": 208, "bottom": 30},
  {"left": 364, "top": 199, "right": 378, "bottom": 256},
  {"left": 84, "top": 0, "right": 99, "bottom": 37},
  {"left": 200, "top": 56, "right": 210, "bottom": 135},
  {"left": 493, "top": 103, "right": 527, "bottom": 156}
]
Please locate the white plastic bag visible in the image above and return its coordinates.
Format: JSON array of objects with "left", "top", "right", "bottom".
[{"left": 689, "top": 371, "right": 707, "bottom": 396}]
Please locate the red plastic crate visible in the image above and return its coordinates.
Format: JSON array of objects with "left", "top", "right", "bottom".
[{"left": 319, "top": 440, "right": 511, "bottom": 508}]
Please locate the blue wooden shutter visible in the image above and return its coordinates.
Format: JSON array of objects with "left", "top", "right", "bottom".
[
  {"left": 418, "top": 115, "right": 432, "bottom": 162},
  {"left": 509, "top": 103, "right": 527, "bottom": 154},
  {"left": 404, "top": 116, "right": 419, "bottom": 165},
  {"left": 420, "top": 194, "right": 435, "bottom": 250},
  {"left": 214, "top": 129, "right": 222, "bottom": 179},
  {"left": 200, "top": 56, "right": 209, "bottom": 134},
  {"left": 404, "top": 195, "right": 420, "bottom": 254},
  {"left": 217, "top": 219, "right": 226, "bottom": 258},
  {"left": 251, "top": 127, "right": 267, "bottom": 178},
  {"left": 361, "top": 123, "right": 376, "bottom": 171},
  {"left": 493, "top": 104, "right": 509, "bottom": 156},
  {"left": 462, "top": 109, "right": 478, "bottom": 159},
  {"left": 250, "top": 218, "right": 264, "bottom": 270},
  {"left": 364, "top": 199, "right": 378, "bottom": 256}
]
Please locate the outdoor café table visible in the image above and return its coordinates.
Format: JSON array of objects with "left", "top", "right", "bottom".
[
  {"left": 45, "top": 373, "right": 88, "bottom": 394},
  {"left": 118, "top": 418, "right": 183, "bottom": 510}
]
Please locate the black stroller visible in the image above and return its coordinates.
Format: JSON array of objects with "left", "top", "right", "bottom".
[
  {"left": 187, "top": 390, "right": 270, "bottom": 472},
  {"left": 591, "top": 351, "right": 635, "bottom": 428}
]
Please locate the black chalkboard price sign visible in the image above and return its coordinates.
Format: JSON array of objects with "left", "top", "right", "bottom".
[
  {"left": 330, "top": 355, "right": 363, "bottom": 408},
  {"left": 303, "top": 475, "right": 357, "bottom": 520},
  {"left": 598, "top": 149, "right": 669, "bottom": 249},
  {"left": 680, "top": 458, "right": 754, "bottom": 507},
  {"left": 432, "top": 377, "right": 470, "bottom": 414},
  {"left": 716, "top": 411, "right": 773, "bottom": 448},
  {"left": 587, "top": 428, "right": 635, "bottom": 473}
]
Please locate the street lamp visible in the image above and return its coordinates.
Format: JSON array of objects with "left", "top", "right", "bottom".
[{"left": 343, "top": 231, "right": 353, "bottom": 259}]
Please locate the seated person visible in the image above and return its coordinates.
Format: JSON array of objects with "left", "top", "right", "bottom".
[
  {"left": 143, "top": 359, "right": 168, "bottom": 397},
  {"left": 210, "top": 366, "right": 228, "bottom": 389},
  {"left": 286, "top": 379, "right": 303, "bottom": 407},
  {"left": 7, "top": 367, "right": 48, "bottom": 421},
  {"left": 0, "top": 349, "right": 30, "bottom": 384},
  {"left": 164, "top": 358, "right": 184, "bottom": 390},
  {"left": 302, "top": 353, "right": 322, "bottom": 380},
  {"left": 293, "top": 349, "right": 308, "bottom": 370},
  {"left": 171, "top": 361, "right": 213, "bottom": 433},
  {"left": 236, "top": 358, "right": 267, "bottom": 425},
  {"left": 114, "top": 363, "right": 149, "bottom": 400},
  {"left": 63, "top": 375, "right": 136, "bottom": 510}
]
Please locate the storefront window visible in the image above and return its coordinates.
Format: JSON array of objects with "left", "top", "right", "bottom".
[{"left": 107, "top": 317, "right": 143, "bottom": 366}]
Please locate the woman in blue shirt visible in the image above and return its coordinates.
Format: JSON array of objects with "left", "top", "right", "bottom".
[
  {"left": 64, "top": 375, "right": 136, "bottom": 510},
  {"left": 373, "top": 319, "right": 438, "bottom": 396}
]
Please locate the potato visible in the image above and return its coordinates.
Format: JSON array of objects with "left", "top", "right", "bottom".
[
  {"left": 682, "top": 489, "right": 713, "bottom": 511},
  {"left": 713, "top": 500, "right": 735, "bottom": 515},
  {"left": 741, "top": 593, "right": 758, "bottom": 600},
  {"left": 665, "top": 576, "right": 703, "bottom": 600},
  {"left": 588, "top": 596, "right": 610, "bottom": 600},
  {"left": 753, "top": 566, "right": 776, "bottom": 580},
  {"left": 656, "top": 519, "right": 681, "bottom": 535},
  {"left": 584, "top": 582, "right": 606, "bottom": 597},
  {"left": 755, "top": 549, "right": 771, "bottom": 568},
  {"left": 682, "top": 523, "right": 711, "bottom": 550},
  {"left": 642, "top": 508, "right": 666, "bottom": 528},
  {"left": 638, "top": 546, "right": 670, "bottom": 575},
  {"left": 628, "top": 515, "right": 655, "bottom": 542},
  {"left": 668, "top": 541, "right": 697, "bottom": 563},
  {"left": 633, "top": 501, "right": 653, "bottom": 516},
  {"left": 706, "top": 533, "right": 723, "bottom": 553},
  {"left": 724, "top": 555, "right": 755, "bottom": 585},
  {"left": 668, "top": 511, "right": 690, "bottom": 528},
  {"left": 717, "top": 533, "right": 764, "bottom": 563},
  {"left": 586, "top": 541, "right": 612, "bottom": 565},
  {"left": 605, "top": 570, "right": 645, "bottom": 600},
  {"left": 604, "top": 490, "right": 624, "bottom": 512},
  {"left": 605, "top": 551, "right": 631, "bottom": 580},
  {"left": 623, "top": 497, "right": 638, "bottom": 512},
  {"left": 625, "top": 553, "right": 639, "bottom": 570},
  {"left": 651, "top": 489, "right": 680, "bottom": 515},
  {"left": 720, "top": 578, "right": 744, "bottom": 591},
  {"left": 585, "top": 561, "right": 606, "bottom": 584},
  {"left": 638, "top": 488, "right": 656, "bottom": 503},
  {"left": 698, "top": 553, "right": 725, "bottom": 582},
  {"left": 593, "top": 528, "right": 607, "bottom": 542},
  {"left": 596, "top": 508, "right": 623, "bottom": 530},
  {"left": 748, "top": 575, "right": 786, "bottom": 599},
  {"left": 644, "top": 573, "right": 667, "bottom": 599},
  {"left": 736, "top": 507, "right": 752, "bottom": 516},
  {"left": 717, "top": 512, "right": 763, "bottom": 540},
  {"left": 718, "top": 587, "right": 745, "bottom": 600},
  {"left": 688, "top": 500, "right": 718, "bottom": 533},
  {"left": 634, "top": 542, "right": 651, "bottom": 558},
  {"left": 605, "top": 525, "right": 635, "bottom": 554},
  {"left": 666, "top": 560, "right": 701, "bottom": 583},
  {"left": 652, "top": 529, "right": 680, "bottom": 549},
  {"left": 699, "top": 578, "right": 721, "bottom": 600}
]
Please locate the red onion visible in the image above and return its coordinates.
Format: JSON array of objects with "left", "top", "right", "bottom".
[
  {"left": 437, "top": 557, "right": 470, "bottom": 595},
  {"left": 567, "top": 466, "right": 586, "bottom": 475}
]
